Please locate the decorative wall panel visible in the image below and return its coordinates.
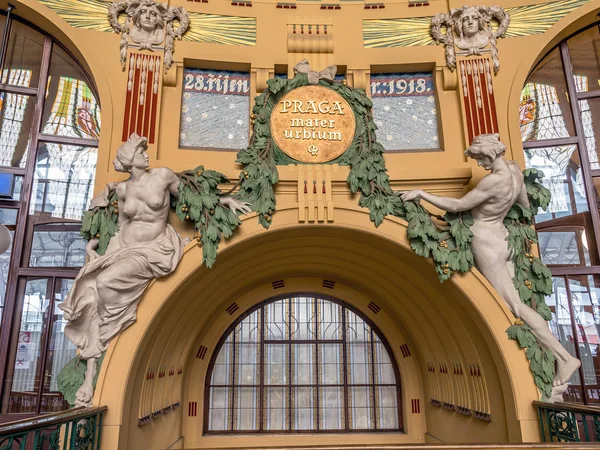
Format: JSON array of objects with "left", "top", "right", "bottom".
[
  {"left": 458, "top": 58, "right": 498, "bottom": 144},
  {"left": 180, "top": 68, "right": 250, "bottom": 150},
  {"left": 370, "top": 73, "right": 439, "bottom": 151},
  {"left": 122, "top": 52, "right": 161, "bottom": 143},
  {"left": 184, "top": 13, "right": 256, "bottom": 46}
]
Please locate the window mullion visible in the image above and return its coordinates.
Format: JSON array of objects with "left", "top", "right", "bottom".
[
  {"left": 34, "top": 276, "right": 57, "bottom": 414},
  {"left": 0, "top": 5, "right": 13, "bottom": 74},
  {"left": 341, "top": 305, "right": 349, "bottom": 431},
  {"left": 563, "top": 276, "right": 589, "bottom": 404},
  {"left": 559, "top": 41, "right": 600, "bottom": 261}
]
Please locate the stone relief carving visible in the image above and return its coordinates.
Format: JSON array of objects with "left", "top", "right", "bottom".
[
  {"left": 59, "top": 133, "right": 250, "bottom": 407},
  {"left": 430, "top": 5, "right": 510, "bottom": 74},
  {"left": 293, "top": 59, "right": 337, "bottom": 85},
  {"left": 401, "top": 134, "right": 581, "bottom": 402},
  {"left": 108, "top": 0, "right": 189, "bottom": 72}
]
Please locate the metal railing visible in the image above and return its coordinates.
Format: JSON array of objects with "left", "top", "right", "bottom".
[
  {"left": 0, "top": 406, "right": 106, "bottom": 449},
  {"left": 535, "top": 400, "right": 600, "bottom": 442}
]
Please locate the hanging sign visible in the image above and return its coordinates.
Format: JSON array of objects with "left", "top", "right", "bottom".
[{"left": 270, "top": 85, "right": 356, "bottom": 163}]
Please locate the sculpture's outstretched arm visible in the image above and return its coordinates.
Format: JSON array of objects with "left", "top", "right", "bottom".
[{"left": 402, "top": 178, "right": 493, "bottom": 213}]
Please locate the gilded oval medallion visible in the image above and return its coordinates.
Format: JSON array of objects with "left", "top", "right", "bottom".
[{"left": 270, "top": 85, "right": 356, "bottom": 163}]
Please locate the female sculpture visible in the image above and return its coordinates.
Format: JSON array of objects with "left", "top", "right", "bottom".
[
  {"left": 401, "top": 134, "right": 580, "bottom": 399},
  {"left": 59, "top": 133, "right": 250, "bottom": 406}
]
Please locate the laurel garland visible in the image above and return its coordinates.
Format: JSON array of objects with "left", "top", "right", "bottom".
[{"left": 173, "top": 166, "right": 243, "bottom": 268}]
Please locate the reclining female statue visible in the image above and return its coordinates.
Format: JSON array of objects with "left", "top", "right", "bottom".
[
  {"left": 59, "top": 133, "right": 249, "bottom": 406},
  {"left": 401, "top": 134, "right": 580, "bottom": 400}
]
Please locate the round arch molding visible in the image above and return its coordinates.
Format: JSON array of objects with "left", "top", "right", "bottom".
[{"left": 93, "top": 207, "right": 542, "bottom": 449}]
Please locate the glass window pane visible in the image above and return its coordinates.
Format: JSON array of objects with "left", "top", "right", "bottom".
[
  {"left": 524, "top": 145, "right": 588, "bottom": 220},
  {"left": 520, "top": 48, "right": 575, "bottom": 142},
  {"left": 265, "top": 343, "right": 287, "bottom": 385},
  {"left": 235, "top": 342, "right": 259, "bottom": 385},
  {"left": 546, "top": 277, "right": 583, "bottom": 402},
  {"left": 291, "top": 296, "right": 316, "bottom": 340},
  {"left": 30, "top": 223, "right": 86, "bottom": 268},
  {"left": 292, "top": 343, "right": 314, "bottom": 385},
  {"left": 376, "top": 386, "right": 399, "bottom": 429},
  {"left": 349, "top": 386, "right": 373, "bottom": 430},
  {"left": 31, "top": 143, "right": 97, "bottom": 220},
  {"left": 525, "top": 145, "right": 597, "bottom": 265},
  {"left": 374, "top": 337, "right": 395, "bottom": 384},
  {"left": 370, "top": 73, "right": 439, "bottom": 150},
  {"left": 319, "top": 386, "right": 344, "bottom": 430},
  {"left": 180, "top": 68, "right": 249, "bottom": 150},
  {"left": 265, "top": 299, "right": 288, "bottom": 340},
  {"left": 538, "top": 230, "right": 590, "bottom": 266},
  {"left": 0, "top": 92, "right": 35, "bottom": 168},
  {"left": 2, "top": 20, "right": 44, "bottom": 88},
  {"left": 40, "top": 279, "right": 76, "bottom": 413},
  {"left": 567, "top": 275, "right": 600, "bottom": 404},
  {"left": 211, "top": 335, "right": 232, "bottom": 386},
  {"left": 292, "top": 386, "right": 315, "bottom": 430},
  {"left": 41, "top": 45, "right": 101, "bottom": 139},
  {"left": 319, "top": 343, "right": 342, "bottom": 385},
  {"left": 233, "top": 387, "right": 258, "bottom": 430},
  {"left": 567, "top": 25, "right": 600, "bottom": 94},
  {"left": 317, "top": 299, "right": 341, "bottom": 340},
  {"left": 6, "top": 278, "right": 50, "bottom": 414},
  {"left": 237, "top": 310, "right": 260, "bottom": 343},
  {"left": 346, "top": 309, "right": 370, "bottom": 342},
  {"left": 264, "top": 387, "right": 287, "bottom": 430},
  {"left": 209, "top": 387, "right": 231, "bottom": 431},
  {"left": 580, "top": 98, "right": 600, "bottom": 170},
  {"left": 0, "top": 208, "right": 15, "bottom": 333},
  {"left": 347, "top": 340, "right": 371, "bottom": 384}
]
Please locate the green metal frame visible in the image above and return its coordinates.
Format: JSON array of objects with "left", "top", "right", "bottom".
[
  {"left": 0, "top": 407, "right": 105, "bottom": 450},
  {"left": 535, "top": 401, "right": 600, "bottom": 442}
]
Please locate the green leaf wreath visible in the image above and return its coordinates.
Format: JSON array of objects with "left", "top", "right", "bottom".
[{"left": 236, "top": 71, "right": 556, "bottom": 400}]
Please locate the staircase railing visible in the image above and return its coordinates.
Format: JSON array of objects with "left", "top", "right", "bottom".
[
  {"left": 0, "top": 406, "right": 106, "bottom": 449},
  {"left": 535, "top": 400, "right": 600, "bottom": 442}
]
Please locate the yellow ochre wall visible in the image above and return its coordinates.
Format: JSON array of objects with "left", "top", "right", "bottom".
[{"left": 6, "top": 0, "right": 600, "bottom": 448}]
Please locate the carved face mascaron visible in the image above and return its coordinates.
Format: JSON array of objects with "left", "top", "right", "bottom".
[
  {"left": 454, "top": 7, "right": 489, "bottom": 55},
  {"left": 138, "top": 5, "right": 159, "bottom": 32},
  {"left": 461, "top": 7, "right": 481, "bottom": 38},
  {"left": 130, "top": 2, "right": 166, "bottom": 48}
]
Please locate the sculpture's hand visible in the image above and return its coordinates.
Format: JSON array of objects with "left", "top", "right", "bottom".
[
  {"left": 401, "top": 190, "right": 424, "bottom": 202},
  {"left": 219, "top": 196, "right": 252, "bottom": 215},
  {"left": 86, "top": 239, "right": 100, "bottom": 261}
]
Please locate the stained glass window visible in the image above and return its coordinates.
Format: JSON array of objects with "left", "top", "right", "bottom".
[
  {"left": 180, "top": 68, "right": 250, "bottom": 150},
  {"left": 370, "top": 72, "right": 439, "bottom": 151},
  {"left": 206, "top": 295, "right": 401, "bottom": 433}
]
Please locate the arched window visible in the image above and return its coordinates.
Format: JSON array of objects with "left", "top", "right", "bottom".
[
  {"left": 205, "top": 295, "right": 402, "bottom": 433},
  {"left": 519, "top": 22, "right": 600, "bottom": 405},
  {"left": 0, "top": 6, "right": 100, "bottom": 416}
]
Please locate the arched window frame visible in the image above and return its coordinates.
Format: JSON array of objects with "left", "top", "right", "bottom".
[
  {"left": 521, "top": 20, "right": 600, "bottom": 406},
  {"left": 0, "top": 5, "right": 101, "bottom": 417},
  {"left": 204, "top": 293, "right": 404, "bottom": 434}
]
